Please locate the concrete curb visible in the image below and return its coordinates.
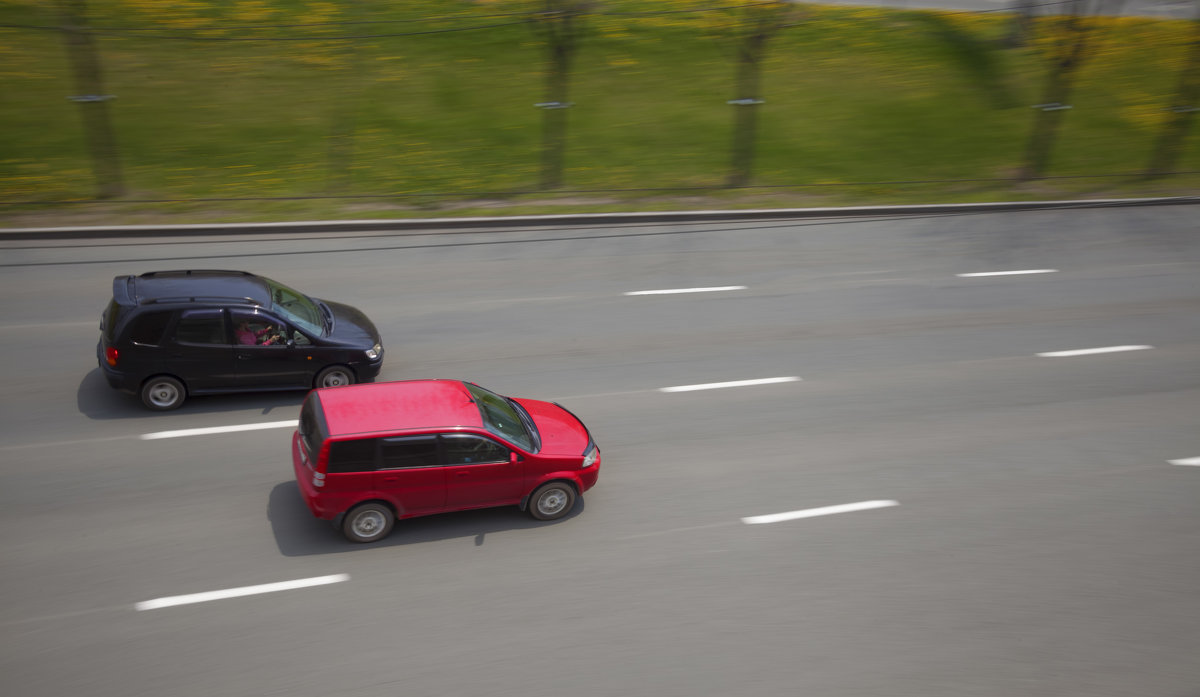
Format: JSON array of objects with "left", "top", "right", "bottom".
[{"left": 2, "top": 196, "right": 1197, "bottom": 240}]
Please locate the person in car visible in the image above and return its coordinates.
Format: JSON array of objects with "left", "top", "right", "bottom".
[
  {"left": 236, "top": 320, "right": 281, "bottom": 346},
  {"left": 235, "top": 321, "right": 257, "bottom": 345}
]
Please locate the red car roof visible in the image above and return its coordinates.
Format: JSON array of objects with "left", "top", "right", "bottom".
[{"left": 314, "top": 379, "right": 483, "bottom": 437}]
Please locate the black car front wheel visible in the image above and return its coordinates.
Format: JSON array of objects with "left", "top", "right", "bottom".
[
  {"left": 140, "top": 376, "right": 186, "bottom": 411},
  {"left": 315, "top": 365, "right": 355, "bottom": 389}
]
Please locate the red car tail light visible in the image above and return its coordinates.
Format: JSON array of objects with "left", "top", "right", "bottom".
[{"left": 105, "top": 347, "right": 119, "bottom": 367}]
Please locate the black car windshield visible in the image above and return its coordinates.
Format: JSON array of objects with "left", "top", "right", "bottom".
[
  {"left": 266, "top": 278, "right": 324, "bottom": 336},
  {"left": 465, "top": 383, "right": 537, "bottom": 452}
]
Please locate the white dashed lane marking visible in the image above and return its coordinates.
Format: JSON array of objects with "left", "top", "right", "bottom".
[
  {"left": 1169, "top": 457, "right": 1200, "bottom": 466},
  {"left": 1037, "top": 345, "right": 1154, "bottom": 357},
  {"left": 742, "top": 500, "right": 899, "bottom": 525},
  {"left": 140, "top": 420, "right": 297, "bottom": 440},
  {"left": 135, "top": 574, "right": 349, "bottom": 611},
  {"left": 660, "top": 376, "right": 800, "bottom": 393},
  {"left": 625, "top": 286, "right": 747, "bottom": 296},
  {"left": 957, "top": 269, "right": 1059, "bottom": 277}
]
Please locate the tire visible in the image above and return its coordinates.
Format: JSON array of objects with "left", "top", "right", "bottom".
[
  {"left": 342, "top": 502, "right": 394, "bottom": 543},
  {"left": 528, "top": 481, "right": 577, "bottom": 521},
  {"left": 315, "top": 365, "right": 355, "bottom": 389},
  {"left": 141, "top": 376, "right": 186, "bottom": 411}
]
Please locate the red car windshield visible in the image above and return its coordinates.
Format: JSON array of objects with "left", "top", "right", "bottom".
[{"left": 465, "top": 382, "right": 537, "bottom": 452}]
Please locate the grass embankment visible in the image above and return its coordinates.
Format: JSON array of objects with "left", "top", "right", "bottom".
[{"left": 0, "top": 0, "right": 1196, "bottom": 226}]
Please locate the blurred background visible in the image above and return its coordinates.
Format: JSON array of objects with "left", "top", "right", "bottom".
[{"left": 2, "top": 0, "right": 1198, "bottom": 225}]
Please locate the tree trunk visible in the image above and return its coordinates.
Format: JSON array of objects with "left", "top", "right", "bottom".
[
  {"left": 728, "top": 38, "right": 764, "bottom": 187},
  {"left": 1018, "top": 1, "right": 1090, "bottom": 181},
  {"left": 326, "top": 0, "right": 365, "bottom": 191},
  {"left": 1021, "top": 71, "right": 1074, "bottom": 179},
  {"left": 1002, "top": 0, "right": 1036, "bottom": 48},
  {"left": 1146, "top": 15, "right": 1200, "bottom": 177},
  {"left": 58, "top": 0, "right": 123, "bottom": 198},
  {"left": 540, "top": 43, "right": 572, "bottom": 190}
]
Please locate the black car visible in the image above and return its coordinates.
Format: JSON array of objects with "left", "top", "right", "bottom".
[{"left": 97, "top": 270, "right": 385, "bottom": 410}]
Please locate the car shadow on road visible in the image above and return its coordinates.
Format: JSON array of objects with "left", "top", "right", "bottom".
[
  {"left": 267, "top": 481, "right": 584, "bottom": 556},
  {"left": 77, "top": 368, "right": 305, "bottom": 420}
]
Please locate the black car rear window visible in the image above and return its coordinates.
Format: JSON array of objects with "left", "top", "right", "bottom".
[{"left": 102, "top": 299, "right": 126, "bottom": 343}]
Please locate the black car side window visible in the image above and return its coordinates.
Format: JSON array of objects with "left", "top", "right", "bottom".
[
  {"left": 441, "top": 434, "right": 510, "bottom": 465},
  {"left": 380, "top": 436, "right": 439, "bottom": 469},
  {"left": 173, "top": 309, "right": 228, "bottom": 345},
  {"left": 126, "top": 311, "right": 173, "bottom": 346}
]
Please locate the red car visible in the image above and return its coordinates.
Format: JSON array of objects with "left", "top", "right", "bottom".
[{"left": 293, "top": 379, "right": 600, "bottom": 543}]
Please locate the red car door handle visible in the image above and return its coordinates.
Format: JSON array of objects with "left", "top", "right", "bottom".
[
  {"left": 381, "top": 477, "right": 399, "bottom": 483},
  {"left": 455, "top": 471, "right": 471, "bottom": 478}
]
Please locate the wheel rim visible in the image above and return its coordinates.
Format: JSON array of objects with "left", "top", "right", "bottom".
[
  {"left": 147, "top": 382, "right": 179, "bottom": 408},
  {"left": 351, "top": 510, "right": 385, "bottom": 539},
  {"left": 321, "top": 369, "right": 350, "bottom": 388},
  {"left": 537, "top": 488, "right": 569, "bottom": 516}
]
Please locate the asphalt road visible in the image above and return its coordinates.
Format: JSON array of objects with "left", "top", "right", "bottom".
[{"left": 1, "top": 204, "right": 1198, "bottom": 697}]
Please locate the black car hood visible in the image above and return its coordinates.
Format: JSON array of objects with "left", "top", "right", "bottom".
[{"left": 320, "top": 299, "right": 381, "bottom": 347}]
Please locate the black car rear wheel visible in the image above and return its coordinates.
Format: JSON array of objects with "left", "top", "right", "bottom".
[{"left": 141, "top": 376, "right": 185, "bottom": 411}]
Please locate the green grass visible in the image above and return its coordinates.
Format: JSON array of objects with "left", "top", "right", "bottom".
[{"left": 0, "top": 0, "right": 1197, "bottom": 226}]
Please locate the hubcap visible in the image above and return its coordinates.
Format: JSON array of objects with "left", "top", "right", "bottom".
[
  {"left": 149, "top": 383, "right": 179, "bottom": 407},
  {"left": 323, "top": 371, "right": 349, "bottom": 387},
  {"left": 538, "top": 489, "right": 568, "bottom": 516},
  {"left": 352, "top": 510, "right": 385, "bottom": 538}
]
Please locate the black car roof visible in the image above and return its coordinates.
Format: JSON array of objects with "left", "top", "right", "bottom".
[{"left": 114, "top": 270, "right": 271, "bottom": 307}]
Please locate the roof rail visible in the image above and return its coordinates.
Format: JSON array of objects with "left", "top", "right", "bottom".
[
  {"left": 141, "top": 295, "right": 264, "bottom": 306},
  {"left": 138, "top": 270, "right": 254, "bottom": 278}
]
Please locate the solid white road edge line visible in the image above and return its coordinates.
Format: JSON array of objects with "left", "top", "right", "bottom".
[
  {"left": 660, "top": 376, "right": 800, "bottom": 393},
  {"left": 1036, "top": 345, "right": 1153, "bottom": 357},
  {"left": 625, "top": 286, "right": 747, "bottom": 296},
  {"left": 140, "top": 420, "right": 298, "bottom": 440},
  {"left": 135, "top": 574, "right": 350, "bottom": 611},
  {"left": 1168, "top": 457, "right": 1200, "bottom": 466},
  {"left": 957, "top": 269, "right": 1059, "bottom": 277},
  {"left": 742, "top": 500, "right": 899, "bottom": 525}
]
